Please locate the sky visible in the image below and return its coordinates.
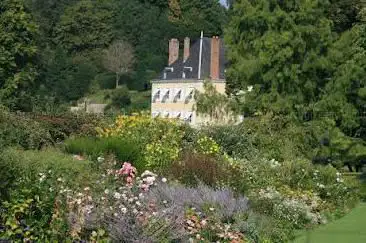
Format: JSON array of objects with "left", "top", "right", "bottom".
[{"left": 219, "top": 0, "right": 228, "bottom": 8}]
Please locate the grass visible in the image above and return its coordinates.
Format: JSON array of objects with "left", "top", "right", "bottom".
[{"left": 294, "top": 203, "right": 366, "bottom": 243}]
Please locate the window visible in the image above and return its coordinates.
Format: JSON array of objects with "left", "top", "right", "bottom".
[{"left": 152, "top": 89, "right": 160, "bottom": 102}]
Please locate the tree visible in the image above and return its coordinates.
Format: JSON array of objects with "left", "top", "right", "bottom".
[
  {"left": 103, "top": 41, "right": 135, "bottom": 89},
  {"left": 41, "top": 47, "right": 97, "bottom": 102},
  {"left": 328, "top": 0, "right": 366, "bottom": 33},
  {"left": 195, "top": 80, "right": 239, "bottom": 123},
  {"left": 225, "top": 0, "right": 334, "bottom": 115},
  {"left": 0, "top": 0, "right": 38, "bottom": 107},
  {"left": 54, "top": 0, "right": 114, "bottom": 54},
  {"left": 169, "top": 0, "right": 228, "bottom": 36}
]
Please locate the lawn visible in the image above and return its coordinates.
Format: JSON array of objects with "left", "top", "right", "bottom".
[{"left": 294, "top": 203, "right": 366, "bottom": 243}]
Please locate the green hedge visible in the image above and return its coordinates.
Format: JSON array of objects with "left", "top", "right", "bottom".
[{"left": 64, "top": 136, "right": 145, "bottom": 170}]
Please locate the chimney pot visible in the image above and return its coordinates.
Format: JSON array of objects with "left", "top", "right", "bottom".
[
  {"left": 210, "top": 36, "right": 220, "bottom": 80},
  {"left": 168, "top": 38, "right": 179, "bottom": 66},
  {"left": 183, "top": 37, "right": 190, "bottom": 63}
]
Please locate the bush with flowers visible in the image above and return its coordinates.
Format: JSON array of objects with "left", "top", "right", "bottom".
[
  {"left": 97, "top": 112, "right": 186, "bottom": 171},
  {"left": 0, "top": 148, "right": 98, "bottom": 241},
  {"left": 41, "top": 155, "right": 252, "bottom": 242}
]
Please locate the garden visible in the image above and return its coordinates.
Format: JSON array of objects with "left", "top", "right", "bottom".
[{"left": 0, "top": 109, "right": 363, "bottom": 243}]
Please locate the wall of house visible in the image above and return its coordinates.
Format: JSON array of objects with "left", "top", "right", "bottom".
[{"left": 151, "top": 79, "right": 226, "bottom": 126}]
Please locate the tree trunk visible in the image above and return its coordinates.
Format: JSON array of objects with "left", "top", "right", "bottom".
[{"left": 116, "top": 73, "right": 119, "bottom": 89}]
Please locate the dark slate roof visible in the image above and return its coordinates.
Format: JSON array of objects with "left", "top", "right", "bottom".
[{"left": 158, "top": 37, "right": 227, "bottom": 80}]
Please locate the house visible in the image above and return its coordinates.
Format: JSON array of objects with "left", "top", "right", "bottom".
[{"left": 151, "top": 34, "right": 238, "bottom": 126}]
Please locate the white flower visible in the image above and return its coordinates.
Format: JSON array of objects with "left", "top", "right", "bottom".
[
  {"left": 104, "top": 189, "right": 110, "bottom": 194},
  {"left": 113, "top": 213, "right": 118, "bottom": 217},
  {"left": 163, "top": 200, "right": 168, "bottom": 204},
  {"left": 196, "top": 234, "right": 201, "bottom": 239},
  {"left": 114, "top": 192, "right": 121, "bottom": 199},
  {"left": 49, "top": 187, "right": 53, "bottom": 192},
  {"left": 144, "top": 176, "right": 156, "bottom": 185},
  {"left": 121, "top": 207, "right": 127, "bottom": 213},
  {"left": 57, "top": 177, "right": 63, "bottom": 182},
  {"left": 209, "top": 207, "right": 215, "bottom": 211},
  {"left": 84, "top": 187, "right": 90, "bottom": 191},
  {"left": 161, "top": 177, "right": 167, "bottom": 183},
  {"left": 136, "top": 201, "right": 141, "bottom": 206},
  {"left": 76, "top": 199, "right": 82, "bottom": 205},
  {"left": 101, "top": 196, "right": 106, "bottom": 200},
  {"left": 77, "top": 193, "right": 83, "bottom": 197},
  {"left": 141, "top": 170, "right": 157, "bottom": 178},
  {"left": 91, "top": 231, "right": 98, "bottom": 237},
  {"left": 97, "top": 156, "right": 105, "bottom": 163}
]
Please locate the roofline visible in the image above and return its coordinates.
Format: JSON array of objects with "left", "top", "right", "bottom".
[{"left": 151, "top": 79, "right": 226, "bottom": 84}]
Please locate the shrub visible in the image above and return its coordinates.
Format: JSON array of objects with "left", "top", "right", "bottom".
[
  {"left": 0, "top": 148, "right": 97, "bottom": 241},
  {"left": 201, "top": 124, "right": 257, "bottom": 160},
  {"left": 32, "top": 112, "right": 110, "bottom": 141},
  {"left": 105, "top": 86, "right": 132, "bottom": 110},
  {"left": 0, "top": 107, "right": 53, "bottom": 149},
  {"left": 98, "top": 113, "right": 186, "bottom": 171},
  {"left": 64, "top": 136, "right": 145, "bottom": 171},
  {"left": 167, "top": 152, "right": 229, "bottom": 188}
]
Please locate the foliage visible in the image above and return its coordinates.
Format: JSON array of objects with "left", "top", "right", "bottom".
[
  {"left": 53, "top": 0, "right": 113, "bottom": 54},
  {"left": 40, "top": 47, "right": 98, "bottom": 102},
  {"left": 0, "top": 148, "right": 96, "bottom": 241},
  {"left": 225, "top": 0, "right": 334, "bottom": 114},
  {"left": 200, "top": 124, "right": 257, "bottom": 160},
  {"left": 105, "top": 86, "right": 132, "bottom": 110},
  {"left": 0, "top": 106, "right": 53, "bottom": 150},
  {"left": 0, "top": 0, "right": 38, "bottom": 107},
  {"left": 58, "top": 159, "right": 249, "bottom": 242},
  {"left": 328, "top": 0, "right": 365, "bottom": 33},
  {"left": 167, "top": 152, "right": 228, "bottom": 188},
  {"left": 98, "top": 113, "right": 186, "bottom": 171},
  {"left": 64, "top": 136, "right": 144, "bottom": 170},
  {"left": 195, "top": 80, "right": 239, "bottom": 123}
]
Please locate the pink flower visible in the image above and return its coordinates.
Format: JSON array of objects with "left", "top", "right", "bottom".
[
  {"left": 126, "top": 176, "right": 133, "bottom": 185},
  {"left": 140, "top": 184, "right": 149, "bottom": 191}
]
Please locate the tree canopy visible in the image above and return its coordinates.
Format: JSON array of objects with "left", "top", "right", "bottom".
[{"left": 0, "top": 0, "right": 38, "bottom": 107}]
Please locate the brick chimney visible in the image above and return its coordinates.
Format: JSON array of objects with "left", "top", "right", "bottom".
[
  {"left": 183, "top": 37, "right": 190, "bottom": 63},
  {"left": 168, "top": 38, "right": 179, "bottom": 66},
  {"left": 210, "top": 36, "right": 220, "bottom": 80}
]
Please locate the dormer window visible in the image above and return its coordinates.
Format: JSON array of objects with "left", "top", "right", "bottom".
[
  {"left": 164, "top": 67, "right": 174, "bottom": 80},
  {"left": 182, "top": 66, "right": 193, "bottom": 79}
]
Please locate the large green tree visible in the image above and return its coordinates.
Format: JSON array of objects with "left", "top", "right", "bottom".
[{"left": 225, "top": 0, "right": 334, "bottom": 115}]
